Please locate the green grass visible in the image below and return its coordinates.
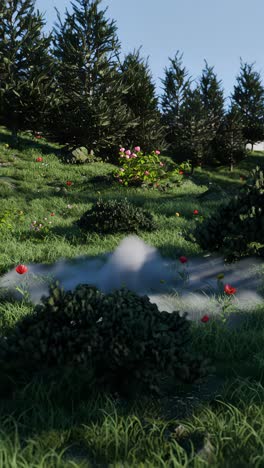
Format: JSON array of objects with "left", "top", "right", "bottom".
[{"left": 0, "top": 126, "right": 264, "bottom": 466}]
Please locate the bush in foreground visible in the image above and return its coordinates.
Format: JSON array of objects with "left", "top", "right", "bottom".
[{"left": 0, "top": 283, "right": 210, "bottom": 398}]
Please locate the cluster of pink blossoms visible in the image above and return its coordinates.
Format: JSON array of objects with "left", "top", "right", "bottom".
[
  {"left": 118, "top": 146, "right": 162, "bottom": 184},
  {"left": 119, "top": 146, "right": 161, "bottom": 158}
]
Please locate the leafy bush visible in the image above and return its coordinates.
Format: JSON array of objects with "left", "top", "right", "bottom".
[
  {"left": 0, "top": 283, "right": 210, "bottom": 398},
  {"left": 77, "top": 198, "right": 156, "bottom": 234},
  {"left": 192, "top": 166, "right": 264, "bottom": 259},
  {"left": 113, "top": 147, "right": 191, "bottom": 189},
  {"left": 113, "top": 147, "right": 165, "bottom": 186}
]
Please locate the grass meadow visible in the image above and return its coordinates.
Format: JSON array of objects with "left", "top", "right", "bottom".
[{"left": 0, "top": 126, "right": 264, "bottom": 466}]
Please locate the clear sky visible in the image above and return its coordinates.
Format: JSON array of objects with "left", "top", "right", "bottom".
[{"left": 35, "top": 0, "right": 264, "bottom": 104}]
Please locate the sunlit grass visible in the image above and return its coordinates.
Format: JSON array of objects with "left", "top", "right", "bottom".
[{"left": 0, "top": 126, "right": 264, "bottom": 466}]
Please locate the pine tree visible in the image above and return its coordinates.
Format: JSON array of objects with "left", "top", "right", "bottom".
[
  {"left": 211, "top": 109, "right": 245, "bottom": 171},
  {"left": 198, "top": 61, "right": 225, "bottom": 164},
  {"left": 161, "top": 51, "right": 191, "bottom": 155},
  {"left": 199, "top": 61, "right": 225, "bottom": 127},
  {"left": 179, "top": 87, "right": 215, "bottom": 172},
  {"left": 119, "top": 48, "right": 165, "bottom": 152},
  {"left": 0, "top": 0, "right": 53, "bottom": 145},
  {"left": 50, "top": 0, "right": 133, "bottom": 156},
  {"left": 231, "top": 60, "right": 264, "bottom": 149}
]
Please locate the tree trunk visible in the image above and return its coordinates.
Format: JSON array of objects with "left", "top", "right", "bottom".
[{"left": 251, "top": 142, "right": 254, "bottom": 151}]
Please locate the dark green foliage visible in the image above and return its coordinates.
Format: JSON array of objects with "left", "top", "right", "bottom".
[
  {"left": 199, "top": 61, "right": 225, "bottom": 165},
  {"left": 231, "top": 61, "right": 264, "bottom": 147},
  {"left": 199, "top": 61, "right": 225, "bottom": 124},
  {"left": 209, "top": 109, "right": 246, "bottom": 169},
  {"left": 193, "top": 166, "right": 264, "bottom": 259},
  {"left": 0, "top": 0, "right": 54, "bottom": 144},
  {"left": 161, "top": 51, "right": 191, "bottom": 157},
  {"left": 0, "top": 283, "right": 209, "bottom": 397},
  {"left": 49, "top": 0, "right": 133, "bottom": 155},
  {"left": 120, "top": 48, "right": 166, "bottom": 153},
  {"left": 179, "top": 87, "right": 217, "bottom": 172},
  {"left": 77, "top": 198, "right": 157, "bottom": 234}
]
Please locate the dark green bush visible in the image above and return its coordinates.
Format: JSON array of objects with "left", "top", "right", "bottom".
[
  {"left": 77, "top": 198, "right": 156, "bottom": 234},
  {"left": 0, "top": 283, "right": 209, "bottom": 398},
  {"left": 192, "top": 166, "right": 264, "bottom": 259}
]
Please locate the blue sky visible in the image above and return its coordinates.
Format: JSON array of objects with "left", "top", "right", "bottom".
[{"left": 36, "top": 0, "right": 264, "bottom": 104}]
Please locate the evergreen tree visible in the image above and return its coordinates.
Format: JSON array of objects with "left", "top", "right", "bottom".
[
  {"left": 179, "top": 87, "right": 216, "bottom": 172},
  {"left": 199, "top": 61, "right": 225, "bottom": 127},
  {"left": 198, "top": 61, "right": 225, "bottom": 164},
  {"left": 120, "top": 48, "right": 165, "bottom": 152},
  {"left": 161, "top": 51, "right": 191, "bottom": 154},
  {"left": 211, "top": 109, "right": 246, "bottom": 171},
  {"left": 0, "top": 0, "right": 53, "bottom": 145},
  {"left": 50, "top": 0, "right": 133, "bottom": 156},
  {"left": 231, "top": 60, "right": 264, "bottom": 149}
]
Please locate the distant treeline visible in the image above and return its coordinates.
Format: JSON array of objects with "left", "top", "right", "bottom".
[{"left": 1, "top": 0, "right": 264, "bottom": 170}]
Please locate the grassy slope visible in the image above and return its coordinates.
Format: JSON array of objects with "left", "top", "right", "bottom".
[{"left": 0, "top": 127, "right": 264, "bottom": 466}]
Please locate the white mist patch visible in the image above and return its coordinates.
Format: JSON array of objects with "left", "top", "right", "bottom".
[
  {"left": 0, "top": 235, "right": 263, "bottom": 324},
  {"left": 97, "top": 235, "right": 173, "bottom": 293}
]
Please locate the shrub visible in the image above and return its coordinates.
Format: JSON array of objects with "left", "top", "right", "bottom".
[
  {"left": 77, "top": 198, "right": 156, "bottom": 234},
  {"left": 0, "top": 283, "right": 210, "bottom": 398},
  {"left": 113, "top": 147, "right": 166, "bottom": 186},
  {"left": 192, "top": 166, "right": 264, "bottom": 259}
]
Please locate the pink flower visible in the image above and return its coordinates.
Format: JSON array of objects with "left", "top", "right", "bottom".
[
  {"left": 119, "top": 147, "right": 125, "bottom": 152},
  {"left": 201, "top": 315, "right": 209, "bottom": 323},
  {"left": 16, "top": 264, "right": 28, "bottom": 274},
  {"left": 134, "top": 146, "right": 140, "bottom": 152},
  {"left": 159, "top": 162, "right": 164, "bottom": 167},
  {"left": 144, "top": 171, "right": 150, "bottom": 176},
  {"left": 179, "top": 256, "right": 188, "bottom": 264},
  {"left": 131, "top": 153, "right": 137, "bottom": 158},
  {"left": 125, "top": 150, "right": 131, "bottom": 156},
  {"left": 118, "top": 179, "right": 123, "bottom": 183},
  {"left": 155, "top": 150, "right": 160, "bottom": 155},
  {"left": 125, "top": 155, "right": 130, "bottom": 159}
]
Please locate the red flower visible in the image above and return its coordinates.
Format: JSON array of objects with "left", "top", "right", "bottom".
[
  {"left": 201, "top": 314, "right": 209, "bottom": 323},
  {"left": 15, "top": 264, "right": 28, "bottom": 275},
  {"left": 224, "top": 284, "right": 237, "bottom": 295},
  {"left": 50, "top": 212, "right": 55, "bottom": 216},
  {"left": 36, "top": 157, "right": 43, "bottom": 162},
  {"left": 66, "top": 181, "right": 73, "bottom": 186},
  {"left": 193, "top": 209, "right": 199, "bottom": 215},
  {"left": 179, "top": 256, "right": 188, "bottom": 264},
  {"left": 179, "top": 170, "right": 184, "bottom": 175}
]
